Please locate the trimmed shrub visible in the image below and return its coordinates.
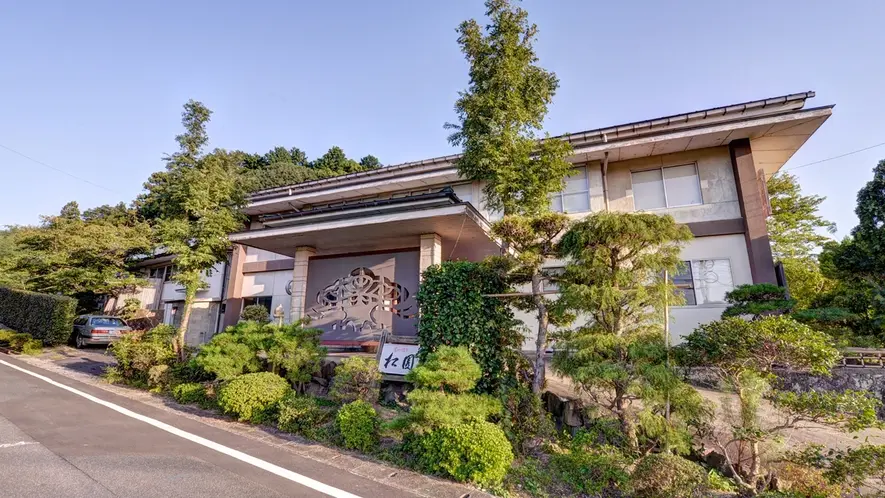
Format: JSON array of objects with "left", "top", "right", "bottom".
[
  {"left": 0, "top": 329, "right": 42, "bottom": 355},
  {"left": 329, "top": 356, "right": 381, "bottom": 404},
  {"left": 406, "top": 345, "right": 481, "bottom": 393},
  {"left": 171, "top": 382, "right": 217, "bottom": 409},
  {"left": 631, "top": 453, "right": 708, "bottom": 498},
  {"left": 217, "top": 372, "right": 291, "bottom": 423},
  {"left": 776, "top": 463, "right": 843, "bottom": 498},
  {"left": 276, "top": 393, "right": 334, "bottom": 439},
  {"left": 240, "top": 304, "right": 270, "bottom": 324},
  {"left": 549, "top": 445, "right": 631, "bottom": 495},
  {"left": 108, "top": 328, "right": 176, "bottom": 387},
  {"left": 416, "top": 421, "right": 514, "bottom": 487},
  {"left": 337, "top": 400, "right": 380, "bottom": 452},
  {"left": 0, "top": 287, "right": 77, "bottom": 345},
  {"left": 417, "top": 261, "right": 525, "bottom": 393}
]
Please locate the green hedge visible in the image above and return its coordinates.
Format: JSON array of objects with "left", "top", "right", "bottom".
[{"left": 0, "top": 287, "right": 77, "bottom": 345}]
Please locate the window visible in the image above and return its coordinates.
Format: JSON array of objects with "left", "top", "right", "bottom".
[
  {"left": 550, "top": 167, "right": 591, "bottom": 213},
  {"left": 632, "top": 164, "right": 702, "bottom": 211},
  {"left": 165, "top": 266, "right": 177, "bottom": 282},
  {"left": 149, "top": 266, "right": 167, "bottom": 280},
  {"left": 74, "top": 317, "right": 89, "bottom": 326},
  {"left": 541, "top": 267, "right": 564, "bottom": 292},
  {"left": 670, "top": 259, "right": 734, "bottom": 305},
  {"left": 91, "top": 317, "right": 127, "bottom": 327},
  {"left": 243, "top": 296, "right": 273, "bottom": 314}
]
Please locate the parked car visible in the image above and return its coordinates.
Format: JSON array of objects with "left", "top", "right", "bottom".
[{"left": 72, "top": 315, "right": 132, "bottom": 348}]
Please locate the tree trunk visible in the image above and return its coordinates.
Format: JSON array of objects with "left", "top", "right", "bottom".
[
  {"left": 176, "top": 289, "right": 195, "bottom": 362},
  {"left": 749, "top": 440, "right": 762, "bottom": 490},
  {"left": 531, "top": 271, "right": 548, "bottom": 394},
  {"left": 614, "top": 384, "right": 639, "bottom": 451}
]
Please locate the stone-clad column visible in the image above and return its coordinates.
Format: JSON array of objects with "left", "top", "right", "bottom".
[
  {"left": 419, "top": 234, "right": 442, "bottom": 281},
  {"left": 290, "top": 246, "right": 316, "bottom": 323},
  {"left": 221, "top": 244, "right": 246, "bottom": 330}
]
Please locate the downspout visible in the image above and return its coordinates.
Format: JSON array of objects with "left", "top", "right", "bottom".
[{"left": 601, "top": 134, "right": 611, "bottom": 211}]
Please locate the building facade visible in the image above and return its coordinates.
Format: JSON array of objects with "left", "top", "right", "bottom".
[{"left": 220, "top": 92, "right": 831, "bottom": 349}]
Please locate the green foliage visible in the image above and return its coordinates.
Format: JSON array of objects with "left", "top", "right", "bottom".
[
  {"left": 107, "top": 328, "right": 176, "bottom": 387},
  {"left": 0, "top": 228, "right": 29, "bottom": 289},
  {"left": 240, "top": 304, "right": 270, "bottom": 324},
  {"left": 417, "top": 421, "right": 514, "bottom": 487},
  {"left": 851, "top": 159, "right": 885, "bottom": 284},
  {"left": 0, "top": 287, "right": 77, "bottom": 345},
  {"left": 548, "top": 444, "right": 631, "bottom": 495},
  {"left": 448, "top": 0, "right": 572, "bottom": 217},
  {"left": 767, "top": 173, "right": 837, "bottom": 259},
  {"left": 336, "top": 400, "right": 381, "bottom": 452},
  {"left": 217, "top": 372, "right": 291, "bottom": 423},
  {"left": 400, "top": 390, "right": 502, "bottom": 434},
  {"left": 781, "top": 257, "right": 834, "bottom": 310},
  {"left": 9, "top": 202, "right": 151, "bottom": 302},
  {"left": 138, "top": 100, "right": 246, "bottom": 357},
  {"left": 0, "top": 329, "right": 42, "bottom": 355},
  {"left": 630, "top": 453, "right": 708, "bottom": 498},
  {"left": 723, "top": 283, "right": 796, "bottom": 319},
  {"left": 195, "top": 321, "right": 325, "bottom": 390},
  {"left": 406, "top": 345, "right": 481, "bottom": 393},
  {"left": 505, "top": 457, "right": 552, "bottom": 497},
  {"left": 498, "top": 384, "right": 553, "bottom": 455},
  {"left": 678, "top": 316, "right": 840, "bottom": 377},
  {"left": 171, "top": 382, "right": 216, "bottom": 409},
  {"left": 553, "top": 211, "right": 695, "bottom": 452},
  {"left": 790, "top": 443, "right": 885, "bottom": 493},
  {"left": 119, "top": 298, "right": 142, "bottom": 322},
  {"left": 770, "top": 390, "right": 882, "bottom": 432},
  {"left": 707, "top": 469, "right": 738, "bottom": 492},
  {"left": 329, "top": 356, "right": 381, "bottom": 404},
  {"left": 417, "top": 261, "right": 524, "bottom": 394},
  {"left": 775, "top": 462, "right": 843, "bottom": 498},
  {"left": 276, "top": 393, "right": 334, "bottom": 440}
]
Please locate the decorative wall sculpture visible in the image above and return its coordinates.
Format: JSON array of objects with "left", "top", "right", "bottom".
[{"left": 307, "top": 267, "right": 415, "bottom": 332}]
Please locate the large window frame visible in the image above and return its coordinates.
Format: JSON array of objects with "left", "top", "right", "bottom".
[
  {"left": 550, "top": 166, "right": 592, "bottom": 214},
  {"left": 243, "top": 296, "right": 274, "bottom": 314},
  {"left": 670, "top": 258, "right": 736, "bottom": 307},
  {"left": 631, "top": 163, "right": 703, "bottom": 211}
]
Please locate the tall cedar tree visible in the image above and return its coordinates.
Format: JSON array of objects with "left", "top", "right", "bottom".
[
  {"left": 11, "top": 201, "right": 151, "bottom": 306},
  {"left": 141, "top": 101, "right": 245, "bottom": 358},
  {"left": 447, "top": 0, "right": 573, "bottom": 393},
  {"left": 850, "top": 159, "right": 885, "bottom": 284},
  {"left": 766, "top": 173, "right": 837, "bottom": 308},
  {"left": 553, "top": 212, "right": 694, "bottom": 451}
]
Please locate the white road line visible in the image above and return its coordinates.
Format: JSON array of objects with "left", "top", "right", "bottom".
[
  {"left": 0, "top": 359, "right": 362, "bottom": 498},
  {"left": 0, "top": 441, "right": 37, "bottom": 449}
]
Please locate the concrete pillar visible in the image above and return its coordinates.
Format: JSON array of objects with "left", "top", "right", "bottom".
[
  {"left": 289, "top": 246, "right": 316, "bottom": 323},
  {"left": 729, "top": 139, "right": 777, "bottom": 284},
  {"left": 221, "top": 244, "right": 246, "bottom": 330},
  {"left": 419, "top": 233, "right": 442, "bottom": 280}
]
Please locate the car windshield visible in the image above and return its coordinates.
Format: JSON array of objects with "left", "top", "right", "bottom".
[{"left": 90, "top": 317, "right": 126, "bottom": 327}]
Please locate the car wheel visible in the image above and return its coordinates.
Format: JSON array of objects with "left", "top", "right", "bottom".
[{"left": 75, "top": 334, "right": 86, "bottom": 349}]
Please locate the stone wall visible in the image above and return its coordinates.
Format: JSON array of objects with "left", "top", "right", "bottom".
[{"left": 776, "top": 368, "right": 885, "bottom": 419}]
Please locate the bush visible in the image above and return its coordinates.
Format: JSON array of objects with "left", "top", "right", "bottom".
[
  {"left": 0, "top": 287, "right": 77, "bottom": 345},
  {"left": 196, "top": 321, "right": 324, "bottom": 390},
  {"left": 217, "top": 372, "right": 291, "bottom": 423},
  {"left": 330, "top": 356, "right": 381, "bottom": 404},
  {"left": 0, "top": 329, "right": 42, "bottom": 355},
  {"left": 276, "top": 393, "right": 335, "bottom": 439},
  {"left": 171, "top": 382, "right": 217, "bottom": 409},
  {"left": 723, "top": 283, "right": 795, "bottom": 319},
  {"left": 108, "top": 328, "right": 176, "bottom": 387},
  {"left": 776, "top": 463, "right": 843, "bottom": 498},
  {"left": 337, "top": 400, "right": 380, "bottom": 452},
  {"left": 240, "top": 304, "right": 270, "bottom": 324},
  {"left": 417, "top": 421, "right": 514, "bottom": 487},
  {"left": 630, "top": 453, "right": 708, "bottom": 498},
  {"left": 406, "top": 345, "right": 481, "bottom": 393},
  {"left": 549, "top": 445, "right": 631, "bottom": 495},
  {"left": 499, "top": 384, "right": 553, "bottom": 455},
  {"left": 417, "top": 261, "right": 525, "bottom": 393}
]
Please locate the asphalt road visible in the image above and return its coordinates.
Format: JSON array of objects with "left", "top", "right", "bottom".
[{"left": 0, "top": 353, "right": 418, "bottom": 498}]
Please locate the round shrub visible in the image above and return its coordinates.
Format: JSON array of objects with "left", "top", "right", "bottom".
[
  {"left": 330, "top": 356, "right": 381, "bottom": 404},
  {"left": 417, "top": 421, "right": 514, "bottom": 487},
  {"left": 631, "top": 453, "right": 708, "bottom": 498},
  {"left": 240, "top": 304, "right": 270, "bottom": 324},
  {"left": 336, "top": 400, "right": 380, "bottom": 452},
  {"left": 171, "top": 382, "right": 217, "bottom": 409},
  {"left": 217, "top": 372, "right": 291, "bottom": 423},
  {"left": 276, "top": 393, "right": 334, "bottom": 439},
  {"left": 550, "top": 445, "right": 631, "bottom": 495}
]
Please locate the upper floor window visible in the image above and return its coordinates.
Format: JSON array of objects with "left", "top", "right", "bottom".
[
  {"left": 632, "top": 164, "right": 702, "bottom": 211},
  {"left": 550, "top": 167, "right": 591, "bottom": 213},
  {"left": 670, "top": 259, "right": 734, "bottom": 305}
]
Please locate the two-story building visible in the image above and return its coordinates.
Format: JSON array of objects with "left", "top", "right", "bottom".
[{"left": 212, "top": 92, "right": 832, "bottom": 349}]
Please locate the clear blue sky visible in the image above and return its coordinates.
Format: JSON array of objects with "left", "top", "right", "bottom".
[{"left": 2, "top": 1, "right": 883, "bottom": 237}]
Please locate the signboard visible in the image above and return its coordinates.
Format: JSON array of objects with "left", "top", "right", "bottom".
[{"left": 378, "top": 343, "right": 420, "bottom": 376}]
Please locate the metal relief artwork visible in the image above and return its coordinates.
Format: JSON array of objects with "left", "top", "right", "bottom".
[{"left": 307, "top": 267, "right": 415, "bottom": 334}]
